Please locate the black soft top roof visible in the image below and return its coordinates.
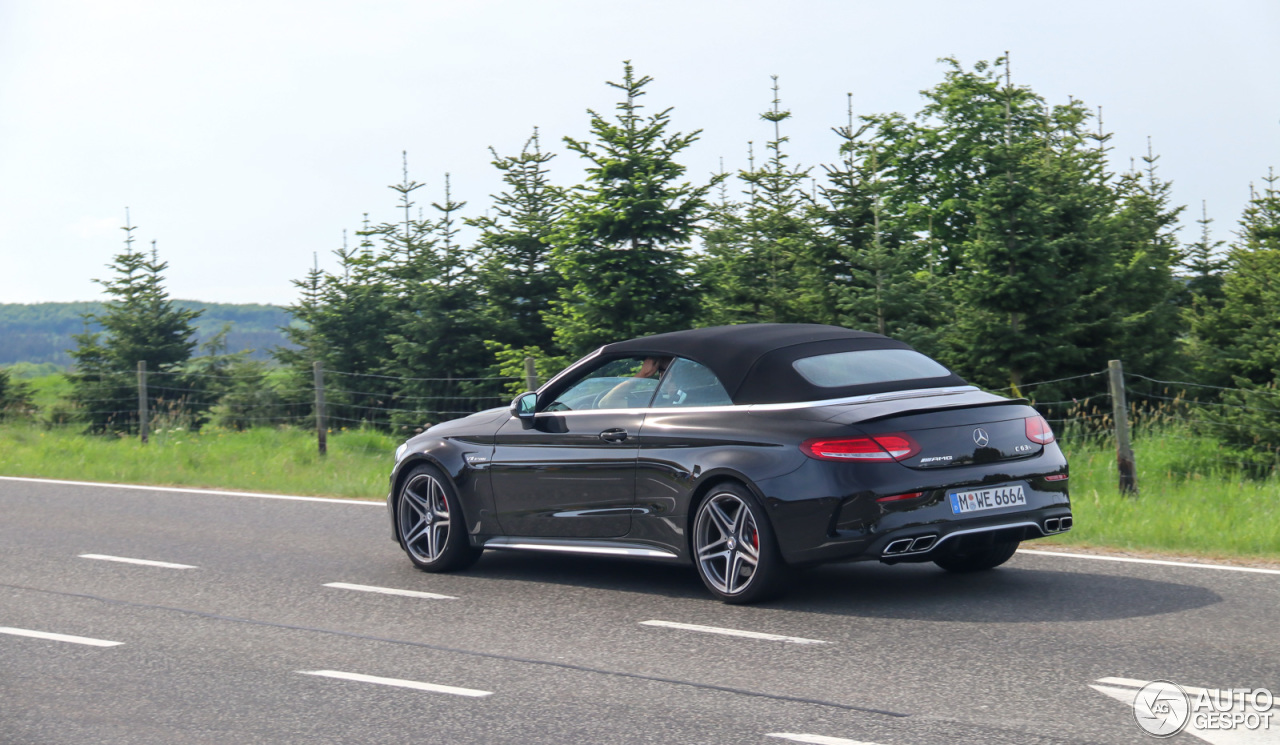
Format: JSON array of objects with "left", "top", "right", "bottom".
[{"left": 599, "top": 323, "right": 967, "bottom": 405}]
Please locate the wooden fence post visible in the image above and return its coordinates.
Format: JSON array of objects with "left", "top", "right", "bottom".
[
  {"left": 137, "top": 360, "right": 148, "bottom": 445},
  {"left": 524, "top": 356, "right": 539, "bottom": 392},
  {"left": 314, "top": 361, "right": 327, "bottom": 457},
  {"left": 1108, "top": 359, "right": 1137, "bottom": 495}
]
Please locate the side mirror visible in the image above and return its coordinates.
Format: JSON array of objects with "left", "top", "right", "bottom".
[{"left": 510, "top": 391, "right": 537, "bottom": 421}]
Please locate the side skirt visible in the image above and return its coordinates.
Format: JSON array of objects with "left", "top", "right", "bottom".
[{"left": 480, "top": 536, "right": 681, "bottom": 561}]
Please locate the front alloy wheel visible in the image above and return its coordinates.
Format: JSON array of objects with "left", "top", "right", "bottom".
[
  {"left": 693, "top": 485, "right": 787, "bottom": 603},
  {"left": 396, "top": 465, "right": 482, "bottom": 572}
]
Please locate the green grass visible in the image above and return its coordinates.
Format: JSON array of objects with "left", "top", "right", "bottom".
[
  {"left": 0, "top": 423, "right": 395, "bottom": 500},
  {"left": 1044, "top": 427, "right": 1280, "bottom": 561},
  {"left": 0, "top": 419, "right": 1277, "bottom": 560}
]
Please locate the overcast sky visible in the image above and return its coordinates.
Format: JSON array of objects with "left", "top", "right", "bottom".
[{"left": 1, "top": 0, "right": 1277, "bottom": 306}]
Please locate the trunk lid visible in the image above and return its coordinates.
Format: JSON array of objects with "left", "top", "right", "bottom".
[{"left": 832, "top": 398, "right": 1042, "bottom": 469}]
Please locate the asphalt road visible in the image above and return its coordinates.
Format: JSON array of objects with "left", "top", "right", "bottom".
[{"left": 2, "top": 476, "right": 1277, "bottom": 745}]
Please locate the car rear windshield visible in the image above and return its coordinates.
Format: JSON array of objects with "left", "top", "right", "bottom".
[{"left": 791, "top": 349, "right": 953, "bottom": 388}]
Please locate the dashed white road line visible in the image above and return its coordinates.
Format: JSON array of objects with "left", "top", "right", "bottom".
[
  {"left": 297, "top": 670, "right": 492, "bottom": 698},
  {"left": 1090, "top": 676, "right": 1276, "bottom": 745},
  {"left": 79, "top": 554, "right": 197, "bottom": 569},
  {"left": 640, "top": 620, "right": 828, "bottom": 645},
  {"left": 0, "top": 626, "right": 123, "bottom": 647},
  {"left": 0, "top": 475, "right": 380, "bottom": 506},
  {"left": 766, "top": 734, "right": 886, "bottom": 745},
  {"left": 1019, "top": 548, "right": 1280, "bottom": 576},
  {"left": 323, "top": 582, "right": 456, "bottom": 600}
]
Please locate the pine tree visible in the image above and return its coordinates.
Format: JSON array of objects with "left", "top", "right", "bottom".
[
  {"left": 0, "top": 367, "right": 34, "bottom": 420},
  {"left": 701, "top": 77, "right": 819, "bottom": 324},
  {"left": 274, "top": 226, "right": 400, "bottom": 429},
  {"left": 1184, "top": 169, "right": 1280, "bottom": 452},
  {"left": 547, "top": 62, "right": 719, "bottom": 354},
  {"left": 1181, "top": 201, "right": 1229, "bottom": 305},
  {"left": 1186, "top": 169, "right": 1280, "bottom": 388},
  {"left": 468, "top": 129, "right": 566, "bottom": 352},
  {"left": 818, "top": 94, "right": 938, "bottom": 348},
  {"left": 866, "top": 57, "right": 1142, "bottom": 397},
  {"left": 69, "top": 212, "right": 202, "bottom": 432},
  {"left": 1105, "top": 138, "right": 1186, "bottom": 378},
  {"left": 386, "top": 177, "right": 499, "bottom": 430}
]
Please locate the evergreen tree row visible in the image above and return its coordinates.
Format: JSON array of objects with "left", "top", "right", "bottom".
[{"left": 65, "top": 59, "right": 1280, "bottom": 452}]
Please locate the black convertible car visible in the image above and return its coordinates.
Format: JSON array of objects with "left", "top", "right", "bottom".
[{"left": 388, "top": 324, "right": 1071, "bottom": 603}]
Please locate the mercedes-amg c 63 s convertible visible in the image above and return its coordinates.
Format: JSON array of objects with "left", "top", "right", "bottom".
[{"left": 387, "top": 324, "right": 1072, "bottom": 603}]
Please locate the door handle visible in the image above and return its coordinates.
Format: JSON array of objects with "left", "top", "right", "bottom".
[{"left": 599, "top": 428, "right": 628, "bottom": 443}]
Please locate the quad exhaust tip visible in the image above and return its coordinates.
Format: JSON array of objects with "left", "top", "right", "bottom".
[
  {"left": 1042, "top": 516, "right": 1073, "bottom": 533},
  {"left": 883, "top": 535, "right": 939, "bottom": 556},
  {"left": 884, "top": 539, "right": 915, "bottom": 555},
  {"left": 909, "top": 535, "right": 938, "bottom": 552}
]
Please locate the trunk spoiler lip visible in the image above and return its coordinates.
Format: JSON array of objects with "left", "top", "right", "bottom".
[{"left": 820, "top": 389, "right": 1033, "bottom": 425}]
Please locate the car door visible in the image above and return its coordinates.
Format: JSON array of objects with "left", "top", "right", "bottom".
[{"left": 489, "top": 356, "right": 661, "bottom": 538}]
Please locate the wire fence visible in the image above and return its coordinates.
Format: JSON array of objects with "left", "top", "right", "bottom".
[
  {"left": 1007, "top": 363, "right": 1280, "bottom": 484},
  {"left": 10, "top": 358, "right": 1280, "bottom": 485},
  {"left": 50, "top": 364, "right": 524, "bottom": 437}
]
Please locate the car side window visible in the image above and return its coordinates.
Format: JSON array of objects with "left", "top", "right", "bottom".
[
  {"left": 546, "top": 357, "right": 662, "bottom": 411},
  {"left": 651, "top": 358, "right": 733, "bottom": 408}
]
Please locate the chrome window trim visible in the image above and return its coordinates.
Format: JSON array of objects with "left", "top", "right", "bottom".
[
  {"left": 529, "top": 385, "right": 982, "bottom": 417},
  {"left": 537, "top": 346, "right": 604, "bottom": 393}
]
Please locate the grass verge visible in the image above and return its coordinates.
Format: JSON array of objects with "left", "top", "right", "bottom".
[
  {"left": 0, "top": 423, "right": 393, "bottom": 500},
  {"left": 1044, "top": 431, "right": 1280, "bottom": 561},
  {"left": 0, "top": 422, "right": 1276, "bottom": 560}
]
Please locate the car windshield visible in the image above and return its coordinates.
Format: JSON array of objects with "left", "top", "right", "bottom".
[{"left": 791, "top": 349, "right": 952, "bottom": 388}]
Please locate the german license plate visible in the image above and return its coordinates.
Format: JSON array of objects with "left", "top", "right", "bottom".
[{"left": 949, "top": 484, "right": 1026, "bottom": 514}]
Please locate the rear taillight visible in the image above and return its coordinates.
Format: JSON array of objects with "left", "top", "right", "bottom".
[
  {"left": 802, "top": 434, "right": 921, "bottom": 462},
  {"left": 1025, "top": 415, "right": 1055, "bottom": 445}
]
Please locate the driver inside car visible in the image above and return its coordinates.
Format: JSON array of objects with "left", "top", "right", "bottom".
[{"left": 595, "top": 356, "right": 671, "bottom": 409}]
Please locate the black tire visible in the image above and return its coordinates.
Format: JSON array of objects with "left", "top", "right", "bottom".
[
  {"left": 395, "top": 464, "right": 483, "bottom": 572},
  {"left": 691, "top": 483, "right": 790, "bottom": 604},
  {"left": 933, "top": 540, "right": 1019, "bottom": 573}
]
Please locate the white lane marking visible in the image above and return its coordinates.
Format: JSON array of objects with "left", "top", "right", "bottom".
[
  {"left": 1096, "top": 676, "right": 1218, "bottom": 696},
  {"left": 297, "top": 670, "right": 492, "bottom": 698},
  {"left": 1091, "top": 677, "right": 1276, "bottom": 745},
  {"left": 766, "top": 734, "right": 886, "bottom": 745},
  {"left": 1019, "top": 548, "right": 1280, "bottom": 576},
  {"left": 0, "top": 475, "right": 380, "bottom": 506},
  {"left": 640, "top": 620, "right": 828, "bottom": 645},
  {"left": 79, "top": 554, "right": 197, "bottom": 569},
  {"left": 0, "top": 626, "right": 123, "bottom": 647},
  {"left": 323, "top": 582, "right": 456, "bottom": 600}
]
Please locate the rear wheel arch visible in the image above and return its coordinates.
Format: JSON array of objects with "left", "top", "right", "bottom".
[{"left": 685, "top": 472, "right": 771, "bottom": 554}]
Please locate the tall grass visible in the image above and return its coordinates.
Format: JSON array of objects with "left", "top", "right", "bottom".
[{"left": 1045, "top": 416, "right": 1280, "bottom": 560}]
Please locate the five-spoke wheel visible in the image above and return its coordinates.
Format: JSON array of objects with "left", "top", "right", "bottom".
[
  {"left": 395, "top": 465, "right": 482, "bottom": 572},
  {"left": 692, "top": 484, "right": 786, "bottom": 603}
]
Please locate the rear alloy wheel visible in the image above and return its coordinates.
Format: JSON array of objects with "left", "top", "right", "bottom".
[
  {"left": 933, "top": 540, "right": 1019, "bottom": 573},
  {"left": 396, "top": 465, "right": 482, "bottom": 572},
  {"left": 692, "top": 484, "right": 788, "bottom": 603}
]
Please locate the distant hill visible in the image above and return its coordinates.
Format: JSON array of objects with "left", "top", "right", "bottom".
[{"left": 0, "top": 301, "right": 297, "bottom": 367}]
